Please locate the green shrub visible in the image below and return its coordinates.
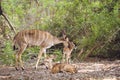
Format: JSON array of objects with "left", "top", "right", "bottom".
[
  {"left": 1, "top": 0, "right": 120, "bottom": 61},
  {"left": 0, "top": 40, "right": 40, "bottom": 65},
  {"left": 52, "top": 49, "right": 62, "bottom": 62},
  {"left": 23, "top": 46, "right": 39, "bottom": 61},
  {"left": 0, "top": 40, "right": 14, "bottom": 65}
]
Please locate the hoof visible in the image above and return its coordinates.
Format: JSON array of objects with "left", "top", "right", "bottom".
[
  {"left": 35, "top": 66, "right": 37, "bottom": 70},
  {"left": 35, "top": 67, "right": 37, "bottom": 70},
  {"left": 45, "top": 66, "right": 49, "bottom": 69},
  {"left": 21, "top": 67, "right": 25, "bottom": 70},
  {"left": 15, "top": 67, "right": 19, "bottom": 71}
]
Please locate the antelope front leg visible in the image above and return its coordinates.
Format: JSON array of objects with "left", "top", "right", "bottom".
[
  {"left": 67, "top": 54, "right": 71, "bottom": 64},
  {"left": 35, "top": 48, "right": 44, "bottom": 69},
  {"left": 62, "top": 53, "right": 65, "bottom": 63},
  {"left": 66, "top": 54, "right": 69, "bottom": 64}
]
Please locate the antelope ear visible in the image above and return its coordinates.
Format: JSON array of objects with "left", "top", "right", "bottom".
[
  {"left": 66, "top": 37, "right": 69, "bottom": 42},
  {"left": 62, "top": 30, "right": 67, "bottom": 39},
  {"left": 71, "top": 42, "right": 75, "bottom": 46}
]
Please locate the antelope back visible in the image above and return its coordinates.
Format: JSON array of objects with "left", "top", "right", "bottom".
[{"left": 13, "top": 29, "right": 64, "bottom": 49}]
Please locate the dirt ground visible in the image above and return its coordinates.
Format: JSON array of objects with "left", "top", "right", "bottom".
[{"left": 0, "top": 59, "right": 120, "bottom": 80}]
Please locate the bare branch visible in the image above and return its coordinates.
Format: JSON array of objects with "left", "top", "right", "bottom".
[
  {"left": 35, "top": 0, "right": 39, "bottom": 6},
  {"left": 2, "top": 13, "right": 16, "bottom": 34},
  {"left": 0, "top": 0, "right": 16, "bottom": 34},
  {"left": 0, "top": 0, "right": 3, "bottom": 15}
]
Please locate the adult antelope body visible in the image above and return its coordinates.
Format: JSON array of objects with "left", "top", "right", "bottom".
[{"left": 13, "top": 29, "right": 67, "bottom": 70}]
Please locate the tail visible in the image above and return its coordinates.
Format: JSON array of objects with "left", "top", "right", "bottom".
[
  {"left": 13, "top": 40, "right": 18, "bottom": 50},
  {"left": 13, "top": 45, "right": 16, "bottom": 50}
]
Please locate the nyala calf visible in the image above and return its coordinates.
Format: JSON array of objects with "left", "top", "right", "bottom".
[
  {"left": 62, "top": 37, "right": 75, "bottom": 64},
  {"left": 51, "top": 63, "right": 77, "bottom": 74},
  {"left": 43, "top": 55, "right": 57, "bottom": 69}
]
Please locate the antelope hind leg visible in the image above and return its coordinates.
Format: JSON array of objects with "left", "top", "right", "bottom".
[
  {"left": 15, "top": 44, "right": 27, "bottom": 70},
  {"left": 18, "top": 53, "right": 24, "bottom": 70},
  {"left": 14, "top": 53, "right": 19, "bottom": 70}
]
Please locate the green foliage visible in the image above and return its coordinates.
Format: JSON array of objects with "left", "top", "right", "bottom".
[
  {"left": 46, "top": 0, "right": 120, "bottom": 59},
  {"left": 0, "top": 40, "right": 40, "bottom": 65},
  {"left": 0, "top": 40, "right": 14, "bottom": 65},
  {"left": 22, "top": 46, "right": 40, "bottom": 61},
  {"left": 52, "top": 49, "right": 62, "bottom": 61},
  {"left": 1, "top": 0, "right": 120, "bottom": 62}
]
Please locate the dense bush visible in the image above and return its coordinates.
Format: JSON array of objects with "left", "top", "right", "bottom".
[
  {"left": 0, "top": 0, "right": 120, "bottom": 65},
  {"left": 0, "top": 40, "right": 14, "bottom": 65}
]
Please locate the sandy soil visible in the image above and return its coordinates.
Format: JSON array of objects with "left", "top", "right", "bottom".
[{"left": 0, "top": 60, "right": 120, "bottom": 80}]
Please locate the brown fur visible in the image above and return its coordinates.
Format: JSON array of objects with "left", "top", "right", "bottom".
[
  {"left": 43, "top": 55, "right": 57, "bottom": 69},
  {"left": 51, "top": 63, "right": 77, "bottom": 74},
  {"left": 13, "top": 29, "right": 67, "bottom": 70},
  {"left": 62, "top": 38, "right": 75, "bottom": 64}
]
